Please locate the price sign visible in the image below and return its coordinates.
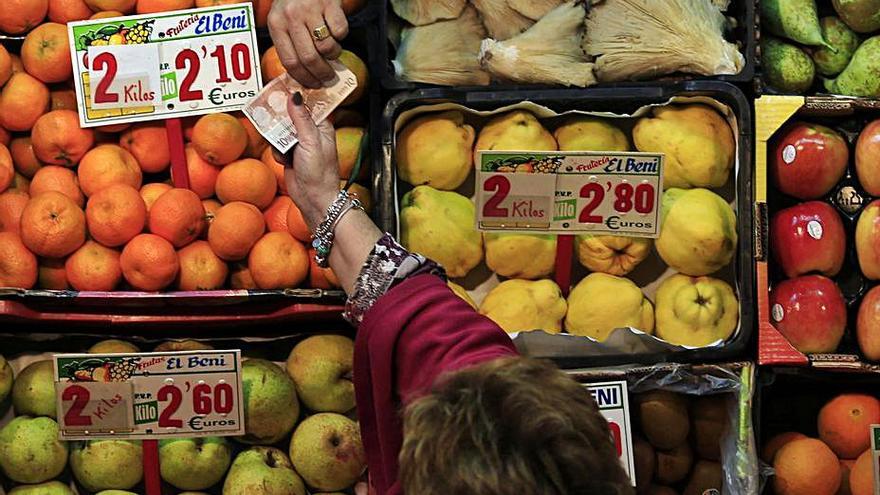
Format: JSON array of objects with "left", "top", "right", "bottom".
[
  {"left": 476, "top": 151, "right": 664, "bottom": 237},
  {"left": 586, "top": 381, "right": 635, "bottom": 486},
  {"left": 67, "top": 3, "right": 262, "bottom": 127},
  {"left": 54, "top": 350, "right": 245, "bottom": 440}
]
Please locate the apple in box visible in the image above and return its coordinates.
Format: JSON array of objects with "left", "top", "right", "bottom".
[
  {"left": 856, "top": 119, "right": 880, "bottom": 196},
  {"left": 856, "top": 199, "right": 880, "bottom": 279},
  {"left": 770, "top": 122, "right": 849, "bottom": 200},
  {"left": 771, "top": 201, "right": 846, "bottom": 278},
  {"left": 770, "top": 275, "right": 846, "bottom": 354}
]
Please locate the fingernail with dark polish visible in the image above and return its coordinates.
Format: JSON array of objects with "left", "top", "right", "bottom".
[{"left": 292, "top": 91, "right": 303, "bottom": 106}]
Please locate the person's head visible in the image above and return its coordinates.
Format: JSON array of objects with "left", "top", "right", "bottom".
[{"left": 399, "top": 357, "right": 633, "bottom": 495}]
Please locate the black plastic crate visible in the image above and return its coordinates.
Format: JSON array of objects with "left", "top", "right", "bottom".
[
  {"left": 376, "top": 81, "right": 754, "bottom": 368},
  {"left": 374, "top": 0, "right": 756, "bottom": 91}
]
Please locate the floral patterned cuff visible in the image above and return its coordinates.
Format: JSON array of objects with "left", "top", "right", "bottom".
[{"left": 343, "top": 233, "right": 445, "bottom": 326}]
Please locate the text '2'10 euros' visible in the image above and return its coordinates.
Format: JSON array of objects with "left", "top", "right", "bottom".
[
  {"left": 67, "top": 3, "right": 263, "bottom": 127},
  {"left": 476, "top": 151, "right": 664, "bottom": 237},
  {"left": 53, "top": 350, "right": 245, "bottom": 440}
]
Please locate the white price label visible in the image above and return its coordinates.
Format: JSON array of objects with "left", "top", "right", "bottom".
[
  {"left": 586, "top": 381, "right": 635, "bottom": 486},
  {"left": 476, "top": 151, "right": 663, "bottom": 237},
  {"left": 54, "top": 350, "right": 245, "bottom": 440},
  {"left": 68, "top": 3, "right": 262, "bottom": 127}
]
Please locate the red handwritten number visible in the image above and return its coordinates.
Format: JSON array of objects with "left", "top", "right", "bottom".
[
  {"left": 93, "top": 52, "right": 119, "bottom": 104},
  {"left": 231, "top": 44, "right": 252, "bottom": 80},
  {"left": 579, "top": 183, "right": 605, "bottom": 223},
  {"left": 482, "top": 176, "right": 510, "bottom": 218},
  {"left": 176, "top": 49, "right": 203, "bottom": 101},
  {"left": 62, "top": 385, "right": 93, "bottom": 427},
  {"left": 634, "top": 184, "right": 655, "bottom": 214},
  {"left": 214, "top": 383, "right": 234, "bottom": 414},
  {"left": 210, "top": 46, "right": 231, "bottom": 83},
  {"left": 192, "top": 383, "right": 212, "bottom": 415},
  {"left": 607, "top": 421, "right": 623, "bottom": 456},
  {"left": 157, "top": 385, "right": 183, "bottom": 428},
  {"left": 613, "top": 183, "right": 634, "bottom": 213}
]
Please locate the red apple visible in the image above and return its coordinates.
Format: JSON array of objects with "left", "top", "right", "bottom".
[
  {"left": 857, "top": 285, "right": 880, "bottom": 360},
  {"left": 856, "top": 119, "right": 880, "bottom": 196},
  {"left": 856, "top": 199, "right": 880, "bottom": 280},
  {"left": 771, "top": 122, "right": 849, "bottom": 200},
  {"left": 770, "top": 275, "right": 847, "bottom": 354},
  {"left": 771, "top": 201, "right": 846, "bottom": 278}
]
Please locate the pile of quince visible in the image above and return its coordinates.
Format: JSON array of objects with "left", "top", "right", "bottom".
[{"left": 396, "top": 103, "right": 740, "bottom": 348}]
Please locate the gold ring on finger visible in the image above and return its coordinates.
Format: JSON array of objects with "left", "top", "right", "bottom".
[{"left": 312, "top": 24, "right": 331, "bottom": 41}]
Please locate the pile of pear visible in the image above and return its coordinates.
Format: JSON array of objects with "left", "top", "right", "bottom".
[
  {"left": 396, "top": 104, "right": 739, "bottom": 348},
  {"left": 0, "top": 337, "right": 363, "bottom": 495}
]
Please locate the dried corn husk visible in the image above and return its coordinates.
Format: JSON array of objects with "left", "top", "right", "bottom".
[
  {"left": 469, "top": 0, "right": 533, "bottom": 40},
  {"left": 394, "top": 6, "right": 491, "bottom": 86},
  {"left": 480, "top": 1, "right": 596, "bottom": 87},
  {"left": 507, "top": 0, "right": 564, "bottom": 20},
  {"left": 583, "top": 0, "right": 744, "bottom": 81},
  {"left": 391, "top": 0, "right": 467, "bottom": 26}
]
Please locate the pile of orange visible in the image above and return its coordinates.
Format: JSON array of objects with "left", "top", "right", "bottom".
[{"left": 0, "top": 2, "right": 372, "bottom": 292}]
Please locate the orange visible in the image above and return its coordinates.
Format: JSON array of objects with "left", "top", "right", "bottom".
[
  {"left": 850, "top": 449, "right": 872, "bottom": 495},
  {"left": 0, "top": 232, "right": 38, "bottom": 288},
  {"left": 31, "top": 110, "right": 95, "bottom": 167},
  {"left": 30, "top": 166, "right": 85, "bottom": 207},
  {"left": 229, "top": 261, "right": 256, "bottom": 289},
  {"left": 184, "top": 145, "right": 220, "bottom": 199},
  {"left": 0, "top": 72, "right": 50, "bottom": 131},
  {"left": 263, "top": 196, "right": 292, "bottom": 232},
  {"left": 0, "top": 190, "right": 29, "bottom": 234},
  {"left": 247, "top": 232, "right": 308, "bottom": 289},
  {"left": 342, "top": 0, "right": 366, "bottom": 15},
  {"left": 192, "top": 113, "right": 248, "bottom": 166},
  {"left": 0, "top": 144, "right": 13, "bottom": 194},
  {"left": 338, "top": 50, "right": 369, "bottom": 106},
  {"left": 38, "top": 257, "right": 68, "bottom": 289},
  {"left": 120, "top": 123, "right": 171, "bottom": 173},
  {"left": 207, "top": 201, "right": 264, "bottom": 261},
  {"left": 308, "top": 248, "right": 340, "bottom": 289},
  {"left": 237, "top": 114, "right": 268, "bottom": 159},
  {"left": 347, "top": 182, "right": 373, "bottom": 212},
  {"left": 819, "top": 394, "right": 880, "bottom": 459},
  {"left": 0, "top": 44, "right": 11, "bottom": 87},
  {"left": 84, "top": 0, "right": 136, "bottom": 12},
  {"left": 215, "top": 158, "right": 276, "bottom": 209},
  {"left": 50, "top": 89, "right": 78, "bottom": 112},
  {"left": 90, "top": 10, "right": 125, "bottom": 19},
  {"left": 21, "top": 23, "right": 72, "bottom": 83},
  {"left": 136, "top": 0, "right": 194, "bottom": 13},
  {"left": 260, "top": 46, "right": 284, "bottom": 82},
  {"left": 202, "top": 198, "right": 221, "bottom": 225},
  {"left": 86, "top": 184, "right": 146, "bottom": 247},
  {"left": 177, "top": 240, "right": 228, "bottom": 291},
  {"left": 773, "top": 437, "right": 841, "bottom": 495},
  {"left": 148, "top": 188, "right": 206, "bottom": 247},
  {"left": 336, "top": 127, "right": 365, "bottom": 180},
  {"left": 840, "top": 459, "right": 855, "bottom": 495},
  {"left": 77, "top": 144, "right": 143, "bottom": 196},
  {"left": 0, "top": 0, "right": 49, "bottom": 35},
  {"left": 98, "top": 123, "right": 131, "bottom": 133},
  {"left": 120, "top": 233, "right": 179, "bottom": 291},
  {"left": 20, "top": 191, "right": 86, "bottom": 258},
  {"left": 66, "top": 240, "right": 122, "bottom": 291},
  {"left": 140, "top": 182, "right": 172, "bottom": 213},
  {"left": 0, "top": 128, "right": 9, "bottom": 148},
  {"left": 286, "top": 202, "right": 311, "bottom": 242},
  {"left": 48, "top": 0, "right": 93, "bottom": 23},
  {"left": 10, "top": 137, "right": 44, "bottom": 178},
  {"left": 762, "top": 431, "right": 807, "bottom": 463},
  {"left": 253, "top": 0, "right": 270, "bottom": 27},
  {"left": 260, "top": 146, "right": 287, "bottom": 194}
]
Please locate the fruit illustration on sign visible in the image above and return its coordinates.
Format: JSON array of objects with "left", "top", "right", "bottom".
[
  {"left": 769, "top": 275, "right": 847, "bottom": 354},
  {"left": 772, "top": 201, "right": 846, "bottom": 278},
  {"left": 77, "top": 19, "right": 155, "bottom": 47},
  {"left": 770, "top": 122, "right": 849, "bottom": 200}
]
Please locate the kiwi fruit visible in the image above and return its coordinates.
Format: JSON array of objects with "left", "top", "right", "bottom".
[
  {"left": 633, "top": 436, "right": 655, "bottom": 493},
  {"left": 656, "top": 442, "right": 693, "bottom": 485},
  {"left": 639, "top": 390, "right": 690, "bottom": 450},
  {"left": 683, "top": 460, "right": 722, "bottom": 495}
]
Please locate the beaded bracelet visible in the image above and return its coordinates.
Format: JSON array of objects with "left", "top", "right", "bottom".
[{"left": 312, "top": 191, "right": 364, "bottom": 268}]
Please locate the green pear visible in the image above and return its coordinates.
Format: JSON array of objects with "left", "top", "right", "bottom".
[
  {"left": 88, "top": 340, "right": 139, "bottom": 354},
  {"left": 222, "top": 446, "right": 306, "bottom": 495},
  {"left": 70, "top": 440, "right": 143, "bottom": 492},
  {"left": 153, "top": 340, "right": 214, "bottom": 352},
  {"left": 812, "top": 17, "right": 860, "bottom": 76},
  {"left": 95, "top": 491, "right": 138, "bottom": 495},
  {"left": 400, "top": 185, "right": 483, "bottom": 278},
  {"left": 761, "top": 0, "right": 831, "bottom": 48},
  {"left": 286, "top": 336, "right": 354, "bottom": 413},
  {"left": 833, "top": 0, "right": 880, "bottom": 33},
  {"left": 762, "top": 36, "right": 816, "bottom": 94},
  {"left": 159, "top": 436, "right": 232, "bottom": 490},
  {"left": 238, "top": 359, "right": 299, "bottom": 444},
  {"left": 0, "top": 416, "right": 68, "bottom": 484},
  {"left": 0, "top": 355, "right": 13, "bottom": 406},
  {"left": 289, "top": 413, "right": 366, "bottom": 492},
  {"left": 12, "top": 360, "right": 56, "bottom": 418},
  {"left": 9, "top": 481, "right": 75, "bottom": 495},
  {"left": 825, "top": 36, "right": 880, "bottom": 97}
]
